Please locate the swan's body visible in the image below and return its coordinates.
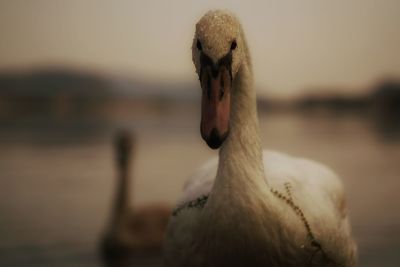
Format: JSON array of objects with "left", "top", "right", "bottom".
[
  {"left": 101, "top": 131, "right": 170, "bottom": 262},
  {"left": 164, "top": 10, "right": 357, "bottom": 267},
  {"left": 166, "top": 151, "right": 356, "bottom": 266}
]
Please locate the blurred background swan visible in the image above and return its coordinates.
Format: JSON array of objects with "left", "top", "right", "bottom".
[
  {"left": 0, "top": 1, "right": 399, "bottom": 267},
  {"left": 100, "top": 130, "right": 170, "bottom": 266}
]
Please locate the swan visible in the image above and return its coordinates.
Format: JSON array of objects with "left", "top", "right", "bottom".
[
  {"left": 164, "top": 10, "right": 357, "bottom": 267},
  {"left": 101, "top": 130, "right": 170, "bottom": 262}
]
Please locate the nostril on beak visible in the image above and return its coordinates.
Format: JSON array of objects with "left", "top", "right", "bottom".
[
  {"left": 220, "top": 79, "right": 225, "bottom": 100},
  {"left": 207, "top": 76, "right": 211, "bottom": 100}
]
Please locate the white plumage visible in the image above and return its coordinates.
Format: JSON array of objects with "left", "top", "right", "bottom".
[
  {"left": 164, "top": 10, "right": 357, "bottom": 267},
  {"left": 181, "top": 151, "right": 345, "bottom": 212}
]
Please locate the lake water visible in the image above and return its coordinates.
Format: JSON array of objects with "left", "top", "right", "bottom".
[{"left": 0, "top": 109, "right": 399, "bottom": 267}]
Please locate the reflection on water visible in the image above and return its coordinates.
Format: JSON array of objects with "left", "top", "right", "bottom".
[{"left": 0, "top": 109, "right": 399, "bottom": 267}]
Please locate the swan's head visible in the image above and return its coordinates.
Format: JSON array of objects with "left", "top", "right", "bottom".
[{"left": 192, "top": 10, "right": 245, "bottom": 149}]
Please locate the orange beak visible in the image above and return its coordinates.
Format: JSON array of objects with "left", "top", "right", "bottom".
[{"left": 200, "top": 66, "right": 231, "bottom": 149}]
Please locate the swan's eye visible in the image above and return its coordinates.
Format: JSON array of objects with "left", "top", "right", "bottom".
[
  {"left": 230, "top": 40, "right": 237, "bottom": 50},
  {"left": 196, "top": 39, "right": 202, "bottom": 51}
]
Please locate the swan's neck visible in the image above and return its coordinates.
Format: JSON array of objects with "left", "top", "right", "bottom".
[
  {"left": 198, "top": 57, "right": 276, "bottom": 258},
  {"left": 213, "top": 62, "right": 267, "bottom": 195},
  {"left": 110, "top": 163, "right": 131, "bottom": 227}
]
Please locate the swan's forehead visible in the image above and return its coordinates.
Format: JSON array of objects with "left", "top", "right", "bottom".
[{"left": 196, "top": 10, "right": 241, "bottom": 61}]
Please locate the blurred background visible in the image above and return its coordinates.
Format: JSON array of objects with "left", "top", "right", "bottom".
[{"left": 0, "top": 1, "right": 399, "bottom": 266}]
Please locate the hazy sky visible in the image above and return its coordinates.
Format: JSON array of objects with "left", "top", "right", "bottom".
[{"left": 0, "top": 0, "right": 399, "bottom": 98}]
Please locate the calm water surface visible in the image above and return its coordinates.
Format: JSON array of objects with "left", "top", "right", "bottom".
[{"left": 0, "top": 110, "right": 399, "bottom": 267}]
